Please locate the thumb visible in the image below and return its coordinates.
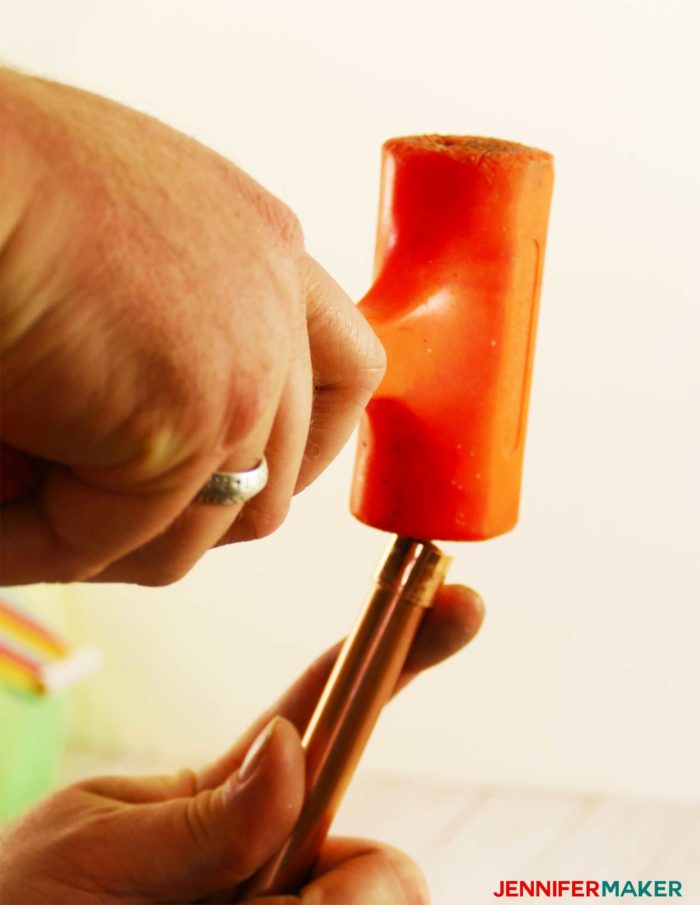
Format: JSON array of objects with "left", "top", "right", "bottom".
[{"left": 111, "top": 717, "right": 305, "bottom": 902}]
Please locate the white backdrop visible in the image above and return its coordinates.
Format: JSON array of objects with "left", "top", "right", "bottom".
[{"left": 2, "top": 0, "right": 698, "bottom": 801}]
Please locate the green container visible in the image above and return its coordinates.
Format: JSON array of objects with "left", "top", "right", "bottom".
[{"left": 0, "top": 684, "right": 67, "bottom": 820}]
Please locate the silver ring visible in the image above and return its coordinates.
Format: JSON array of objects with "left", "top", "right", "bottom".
[{"left": 195, "top": 456, "right": 268, "bottom": 506}]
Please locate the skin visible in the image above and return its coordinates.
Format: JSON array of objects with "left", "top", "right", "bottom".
[
  {"left": 0, "top": 69, "right": 486, "bottom": 902},
  {"left": 0, "top": 585, "right": 485, "bottom": 904},
  {"left": 0, "top": 67, "right": 386, "bottom": 585}
]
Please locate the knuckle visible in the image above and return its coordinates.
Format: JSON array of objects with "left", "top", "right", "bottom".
[
  {"left": 337, "top": 326, "right": 387, "bottom": 411},
  {"left": 173, "top": 767, "right": 200, "bottom": 796},
  {"left": 239, "top": 500, "right": 290, "bottom": 542},
  {"left": 48, "top": 548, "right": 112, "bottom": 584},
  {"left": 327, "top": 311, "right": 387, "bottom": 402},
  {"left": 354, "top": 314, "right": 387, "bottom": 384},
  {"left": 223, "top": 160, "right": 304, "bottom": 252},
  {"left": 138, "top": 557, "right": 194, "bottom": 587},
  {"left": 357, "top": 330, "right": 387, "bottom": 394},
  {"left": 49, "top": 782, "right": 83, "bottom": 805},
  {"left": 127, "top": 534, "right": 204, "bottom": 588},
  {"left": 184, "top": 789, "right": 257, "bottom": 883},
  {"left": 221, "top": 370, "right": 279, "bottom": 452},
  {"left": 247, "top": 182, "right": 304, "bottom": 252},
  {"left": 184, "top": 793, "right": 216, "bottom": 859},
  {"left": 276, "top": 202, "right": 305, "bottom": 251},
  {"left": 267, "top": 196, "right": 304, "bottom": 250},
  {"left": 187, "top": 799, "right": 257, "bottom": 884},
  {"left": 88, "top": 405, "right": 202, "bottom": 491}
]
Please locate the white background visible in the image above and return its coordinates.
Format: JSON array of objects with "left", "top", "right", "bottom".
[{"left": 1, "top": 0, "right": 698, "bottom": 801}]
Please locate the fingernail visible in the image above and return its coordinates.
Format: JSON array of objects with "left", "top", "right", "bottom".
[{"left": 237, "top": 717, "right": 280, "bottom": 783}]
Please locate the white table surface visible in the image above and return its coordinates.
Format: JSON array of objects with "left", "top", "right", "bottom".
[{"left": 335, "top": 773, "right": 700, "bottom": 904}]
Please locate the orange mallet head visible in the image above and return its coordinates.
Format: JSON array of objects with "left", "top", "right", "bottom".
[
  {"left": 239, "top": 136, "right": 554, "bottom": 900},
  {"left": 351, "top": 136, "right": 554, "bottom": 540}
]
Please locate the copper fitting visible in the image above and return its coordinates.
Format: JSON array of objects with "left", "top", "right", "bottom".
[{"left": 236, "top": 535, "right": 451, "bottom": 900}]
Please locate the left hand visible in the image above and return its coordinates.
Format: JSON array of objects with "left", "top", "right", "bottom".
[{"left": 0, "top": 584, "right": 484, "bottom": 904}]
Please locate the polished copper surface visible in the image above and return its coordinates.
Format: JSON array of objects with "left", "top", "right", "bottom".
[{"left": 236, "top": 535, "right": 450, "bottom": 900}]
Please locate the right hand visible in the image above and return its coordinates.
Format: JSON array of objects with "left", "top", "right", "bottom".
[{"left": 0, "top": 68, "right": 385, "bottom": 586}]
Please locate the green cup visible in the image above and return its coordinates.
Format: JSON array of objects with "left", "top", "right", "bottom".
[{"left": 0, "top": 684, "right": 67, "bottom": 821}]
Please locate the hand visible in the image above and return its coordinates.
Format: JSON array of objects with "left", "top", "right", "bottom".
[
  {"left": 0, "top": 68, "right": 385, "bottom": 586},
  {"left": 0, "top": 585, "right": 484, "bottom": 904}
]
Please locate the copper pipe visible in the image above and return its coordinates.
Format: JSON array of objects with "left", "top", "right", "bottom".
[{"left": 236, "top": 535, "right": 451, "bottom": 900}]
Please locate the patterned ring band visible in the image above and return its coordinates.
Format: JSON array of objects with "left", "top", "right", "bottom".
[{"left": 195, "top": 456, "right": 269, "bottom": 506}]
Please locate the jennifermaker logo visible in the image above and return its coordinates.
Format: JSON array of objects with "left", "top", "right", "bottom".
[{"left": 493, "top": 880, "right": 683, "bottom": 897}]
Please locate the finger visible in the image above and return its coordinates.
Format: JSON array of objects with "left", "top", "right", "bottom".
[
  {"left": 89, "top": 449, "right": 267, "bottom": 585},
  {"left": 242, "top": 837, "right": 428, "bottom": 905},
  {"left": 294, "top": 256, "right": 386, "bottom": 494},
  {"left": 85, "top": 394, "right": 281, "bottom": 584},
  {"left": 0, "top": 320, "right": 231, "bottom": 584},
  {"left": 197, "top": 584, "right": 484, "bottom": 791},
  {"left": 218, "top": 324, "right": 313, "bottom": 545},
  {"left": 89, "top": 496, "right": 245, "bottom": 585},
  {"left": 0, "top": 463, "right": 208, "bottom": 584},
  {"left": 0, "top": 408, "right": 275, "bottom": 585},
  {"left": 82, "top": 717, "right": 305, "bottom": 903},
  {"left": 397, "top": 582, "right": 486, "bottom": 688},
  {"left": 308, "top": 837, "right": 429, "bottom": 905}
]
